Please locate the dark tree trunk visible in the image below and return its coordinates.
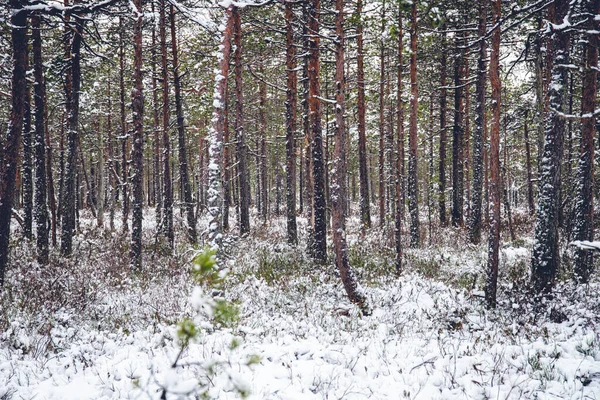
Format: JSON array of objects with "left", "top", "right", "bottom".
[
  {"left": 451, "top": 40, "right": 465, "bottom": 228},
  {"left": 160, "top": 0, "right": 173, "bottom": 247},
  {"left": 285, "top": 1, "right": 298, "bottom": 245},
  {"left": 439, "top": 28, "right": 448, "bottom": 227},
  {"left": 531, "top": 0, "right": 570, "bottom": 294},
  {"left": 573, "top": 0, "right": 599, "bottom": 283},
  {"left": 233, "top": 7, "right": 250, "bottom": 235},
  {"left": 119, "top": 18, "right": 129, "bottom": 233},
  {"left": 332, "top": 0, "right": 370, "bottom": 315},
  {"left": 61, "top": 9, "right": 83, "bottom": 257},
  {"left": 130, "top": 0, "right": 144, "bottom": 269},
  {"left": 308, "top": 0, "right": 327, "bottom": 262},
  {"left": 408, "top": 1, "right": 420, "bottom": 247},
  {"left": 486, "top": 0, "right": 501, "bottom": 308},
  {"left": 259, "top": 77, "right": 267, "bottom": 222},
  {"left": 32, "top": 13, "right": 49, "bottom": 265},
  {"left": 395, "top": 8, "right": 404, "bottom": 273},
  {"left": 468, "top": 0, "right": 487, "bottom": 244},
  {"left": 378, "top": 0, "right": 386, "bottom": 226},
  {"left": 223, "top": 81, "right": 231, "bottom": 230},
  {"left": 356, "top": 0, "right": 371, "bottom": 230},
  {"left": 0, "top": 0, "right": 28, "bottom": 285},
  {"left": 170, "top": 6, "right": 197, "bottom": 244},
  {"left": 23, "top": 30, "right": 33, "bottom": 241},
  {"left": 523, "top": 109, "right": 534, "bottom": 215},
  {"left": 151, "top": 2, "right": 162, "bottom": 229}
]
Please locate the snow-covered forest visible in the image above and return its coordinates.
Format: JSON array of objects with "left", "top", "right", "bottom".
[{"left": 1, "top": 0, "right": 600, "bottom": 398}]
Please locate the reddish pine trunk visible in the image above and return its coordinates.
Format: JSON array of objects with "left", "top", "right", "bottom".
[{"left": 285, "top": 1, "right": 298, "bottom": 244}]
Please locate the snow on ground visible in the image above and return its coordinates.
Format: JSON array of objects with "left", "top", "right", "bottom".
[{"left": 2, "top": 209, "right": 600, "bottom": 399}]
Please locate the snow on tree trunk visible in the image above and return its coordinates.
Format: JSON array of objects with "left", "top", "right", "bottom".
[
  {"left": 0, "top": 0, "right": 28, "bottom": 285},
  {"left": 130, "top": 0, "right": 144, "bottom": 270},
  {"left": 468, "top": 0, "right": 487, "bottom": 245},
  {"left": 23, "top": 32, "right": 33, "bottom": 241},
  {"left": 285, "top": 1, "right": 298, "bottom": 245},
  {"left": 32, "top": 13, "right": 49, "bottom": 265},
  {"left": 332, "top": 0, "right": 371, "bottom": 315},
  {"left": 207, "top": 5, "right": 234, "bottom": 250},
  {"left": 308, "top": 0, "right": 327, "bottom": 262},
  {"left": 356, "top": 0, "right": 371, "bottom": 231},
  {"left": 170, "top": 5, "right": 197, "bottom": 244},
  {"left": 486, "top": 0, "right": 501, "bottom": 308},
  {"left": 408, "top": 1, "right": 420, "bottom": 248},
  {"left": 531, "top": 0, "right": 570, "bottom": 294},
  {"left": 572, "top": 0, "right": 599, "bottom": 283}
]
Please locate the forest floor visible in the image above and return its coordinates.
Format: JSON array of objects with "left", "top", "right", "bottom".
[{"left": 2, "top": 209, "right": 600, "bottom": 399}]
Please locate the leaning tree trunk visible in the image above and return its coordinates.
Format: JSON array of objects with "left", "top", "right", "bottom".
[
  {"left": 356, "top": 0, "right": 371, "bottom": 230},
  {"left": 32, "top": 13, "right": 49, "bottom": 265},
  {"left": 207, "top": 6, "right": 234, "bottom": 249},
  {"left": 572, "top": 0, "right": 599, "bottom": 283},
  {"left": 233, "top": 6, "right": 250, "bottom": 236},
  {"left": 308, "top": 0, "right": 327, "bottom": 262},
  {"left": 170, "top": 5, "right": 197, "bottom": 244},
  {"left": 486, "top": 0, "right": 501, "bottom": 308},
  {"left": 408, "top": 1, "right": 420, "bottom": 247},
  {"left": 0, "top": 0, "right": 28, "bottom": 285},
  {"left": 531, "top": 0, "right": 570, "bottom": 295},
  {"left": 468, "top": 0, "right": 487, "bottom": 244},
  {"left": 332, "top": 0, "right": 371, "bottom": 315},
  {"left": 130, "top": 0, "right": 144, "bottom": 270},
  {"left": 285, "top": 1, "right": 298, "bottom": 245}
]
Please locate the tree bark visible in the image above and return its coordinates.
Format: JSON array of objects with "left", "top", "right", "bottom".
[
  {"left": 408, "top": 1, "right": 420, "bottom": 247},
  {"left": 32, "top": 13, "right": 49, "bottom": 264},
  {"left": 356, "top": 0, "right": 371, "bottom": 230},
  {"left": 23, "top": 29, "right": 33, "bottom": 241},
  {"left": 170, "top": 5, "right": 197, "bottom": 244},
  {"left": 531, "top": 0, "right": 570, "bottom": 294},
  {"left": 285, "top": 1, "right": 298, "bottom": 245},
  {"left": 332, "top": 0, "right": 371, "bottom": 315},
  {"left": 439, "top": 27, "right": 448, "bottom": 227},
  {"left": 573, "top": 0, "right": 599, "bottom": 283},
  {"left": 308, "top": 0, "right": 327, "bottom": 262},
  {"left": 0, "top": 0, "right": 28, "bottom": 285},
  {"left": 468, "top": 0, "right": 487, "bottom": 244},
  {"left": 130, "top": 0, "right": 144, "bottom": 269},
  {"left": 378, "top": 0, "right": 386, "bottom": 226},
  {"left": 451, "top": 39, "right": 465, "bottom": 228},
  {"left": 486, "top": 0, "right": 501, "bottom": 308},
  {"left": 233, "top": 6, "right": 250, "bottom": 236},
  {"left": 119, "top": 17, "right": 129, "bottom": 233},
  {"left": 395, "top": 7, "right": 404, "bottom": 273}
]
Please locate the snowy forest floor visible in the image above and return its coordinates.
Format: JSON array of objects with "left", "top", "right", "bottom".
[{"left": 2, "top": 209, "right": 600, "bottom": 399}]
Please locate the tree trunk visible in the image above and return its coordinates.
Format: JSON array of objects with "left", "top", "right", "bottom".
[
  {"left": 130, "top": 0, "right": 144, "bottom": 269},
  {"left": 32, "top": 13, "right": 49, "bottom": 264},
  {"left": 486, "top": 0, "right": 501, "bottom": 308},
  {"left": 573, "top": 0, "right": 599, "bottom": 283},
  {"left": 468, "top": 0, "right": 487, "bottom": 244},
  {"left": 531, "top": 0, "right": 570, "bottom": 294},
  {"left": 23, "top": 30, "right": 33, "bottom": 241},
  {"left": 60, "top": 6, "right": 83, "bottom": 257},
  {"left": 378, "top": 0, "right": 386, "bottom": 226},
  {"left": 170, "top": 5, "right": 197, "bottom": 244},
  {"left": 151, "top": 1, "right": 162, "bottom": 229},
  {"left": 439, "top": 27, "right": 448, "bottom": 227},
  {"left": 119, "top": 17, "right": 129, "bottom": 233},
  {"left": 395, "top": 7, "right": 404, "bottom": 273},
  {"left": 0, "top": 0, "right": 28, "bottom": 285},
  {"left": 451, "top": 39, "right": 465, "bottom": 228},
  {"left": 408, "top": 1, "right": 420, "bottom": 247},
  {"left": 285, "top": 1, "right": 298, "bottom": 244},
  {"left": 233, "top": 6, "right": 250, "bottom": 236},
  {"left": 332, "top": 0, "right": 371, "bottom": 315},
  {"left": 523, "top": 109, "right": 534, "bottom": 215},
  {"left": 159, "top": 0, "right": 173, "bottom": 247},
  {"left": 207, "top": 6, "right": 234, "bottom": 249},
  {"left": 308, "top": 0, "right": 327, "bottom": 262},
  {"left": 356, "top": 0, "right": 371, "bottom": 230}
]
